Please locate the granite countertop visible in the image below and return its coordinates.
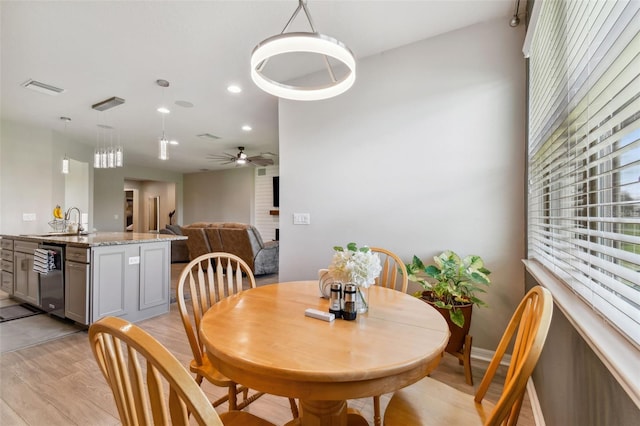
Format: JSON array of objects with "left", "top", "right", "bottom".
[{"left": 1, "top": 232, "right": 187, "bottom": 248}]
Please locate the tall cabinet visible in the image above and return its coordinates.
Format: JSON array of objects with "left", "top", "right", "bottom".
[{"left": 65, "top": 246, "right": 90, "bottom": 324}]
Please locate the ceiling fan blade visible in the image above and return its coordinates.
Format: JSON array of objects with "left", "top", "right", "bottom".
[{"left": 207, "top": 152, "right": 237, "bottom": 162}]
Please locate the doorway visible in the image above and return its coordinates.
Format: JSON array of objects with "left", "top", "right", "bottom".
[{"left": 124, "top": 190, "right": 134, "bottom": 231}]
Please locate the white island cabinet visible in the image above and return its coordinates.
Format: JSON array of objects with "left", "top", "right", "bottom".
[{"left": 91, "top": 241, "right": 169, "bottom": 324}]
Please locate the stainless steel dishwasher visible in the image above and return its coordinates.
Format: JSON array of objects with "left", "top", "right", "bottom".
[{"left": 38, "top": 244, "right": 65, "bottom": 318}]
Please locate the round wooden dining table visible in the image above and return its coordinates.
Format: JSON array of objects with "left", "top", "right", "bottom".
[{"left": 199, "top": 281, "right": 450, "bottom": 426}]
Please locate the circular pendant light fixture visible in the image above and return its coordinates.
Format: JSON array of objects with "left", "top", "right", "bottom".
[{"left": 250, "top": 0, "right": 356, "bottom": 101}]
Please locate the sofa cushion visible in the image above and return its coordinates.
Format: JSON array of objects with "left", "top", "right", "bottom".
[
  {"left": 220, "top": 222, "right": 250, "bottom": 229},
  {"left": 180, "top": 227, "right": 211, "bottom": 260},
  {"left": 203, "top": 228, "right": 224, "bottom": 252},
  {"left": 184, "top": 222, "right": 213, "bottom": 228},
  {"left": 218, "top": 228, "right": 255, "bottom": 271},
  {"left": 165, "top": 224, "right": 183, "bottom": 235}
]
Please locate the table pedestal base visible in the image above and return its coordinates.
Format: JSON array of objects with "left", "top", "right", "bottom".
[{"left": 284, "top": 400, "right": 369, "bottom": 426}]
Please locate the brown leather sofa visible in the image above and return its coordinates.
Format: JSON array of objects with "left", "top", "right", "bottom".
[{"left": 180, "top": 222, "right": 278, "bottom": 276}]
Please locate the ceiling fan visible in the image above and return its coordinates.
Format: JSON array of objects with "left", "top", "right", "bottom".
[{"left": 207, "top": 146, "right": 275, "bottom": 167}]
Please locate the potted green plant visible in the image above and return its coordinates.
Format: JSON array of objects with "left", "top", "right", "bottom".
[{"left": 406, "top": 250, "right": 491, "bottom": 364}]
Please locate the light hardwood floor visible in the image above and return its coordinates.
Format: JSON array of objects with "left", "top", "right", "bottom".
[{"left": 0, "top": 263, "right": 535, "bottom": 425}]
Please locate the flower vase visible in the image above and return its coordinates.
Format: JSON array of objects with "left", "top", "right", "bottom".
[{"left": 356, "top": 285, "right": 369, "bottom": 314}]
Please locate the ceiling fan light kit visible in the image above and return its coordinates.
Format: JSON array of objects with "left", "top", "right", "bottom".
[{"left": 251, "top": 0, "right": 356, "bottom": 101}]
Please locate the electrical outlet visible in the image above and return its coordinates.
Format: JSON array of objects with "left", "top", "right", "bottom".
[
  {"left": 293, "top": 213, "right": 311, "bottom": 225},
  {"left": 22, "top": 213, "right": 36, "bottom": 221},
  {"left": 128, "top": 256, "right": 140, "bottom": 265}
]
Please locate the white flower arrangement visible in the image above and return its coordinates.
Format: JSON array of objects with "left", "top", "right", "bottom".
[{"left": 328, "top": 242, "right": 382, "bottom": 288}]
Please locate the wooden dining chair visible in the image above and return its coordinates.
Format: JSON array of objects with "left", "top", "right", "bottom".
[
  {"left": 176, "top": 252, "right": 299, "bottom": 418},
  {"left": 368, "top": 247, "right": 408, "bottom": 426},
  {"left": 383, "top": 286, "right": 553, "bottom": 426},
  {"left": 88, "top": 316, "right": 276, "bottom": 426}
]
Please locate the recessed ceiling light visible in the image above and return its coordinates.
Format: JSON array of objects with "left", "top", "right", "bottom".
[
  {"left": 175, "top": 100, "right": 194, "bottom": 108},
  {"left": 227, "top": 85, "right": 242, "bottom": 94},
  {"left": 21, "top": 79, "right": 65, "bottom": 96},
  {"left": 169, "top": 140, "right": 179, "bottom": 145},
  {"left": 197, "top": 133, "right": 221, "bottom": 140},
  {"left": 242, "top": 125, "right": 252, "bottom": 131},
  {"left": 157, "top": 107, "right": 170, "bottom": 114},
  {"left": 92, "top": 96, "right": 125, "bottom": 111}
]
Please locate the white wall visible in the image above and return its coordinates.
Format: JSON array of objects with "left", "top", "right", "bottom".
[
  {"left": 182, "top": 168, "right": 254, "bottom": 225},
  {"left": 0, "top": 119, "right": 94, "bottom": 234},
  {"left": 279, "top": 19, "right": 526, "bottom": 350}
]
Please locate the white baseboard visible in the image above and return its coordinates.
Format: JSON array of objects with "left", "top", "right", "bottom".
[
  {"left": 470, "top": 348, "right": 545, "bottom": 426},
  {"left": 471, "top": 347, "right": 506, "bottom": 364},
  {"left": 527, "top": 378, "right": 546, "bottom": 426}
]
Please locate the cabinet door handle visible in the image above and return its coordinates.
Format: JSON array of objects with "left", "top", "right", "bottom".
[{"left": 21, "top": 259, "right": 27, "bottom": 271}]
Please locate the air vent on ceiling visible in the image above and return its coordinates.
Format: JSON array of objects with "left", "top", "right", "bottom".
[
  {"left": 21, "top": 79, "right": 65, "bottom": 96},
  {"left": 92, "top": 96, "right": 125, "bottom": 111},
  {"left": 197, "top": 133, "right": 221, "bottom": 140}
]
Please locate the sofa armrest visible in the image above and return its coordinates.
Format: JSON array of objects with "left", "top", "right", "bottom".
[
  {"left": 263, "top": 240, "right": 278, "bottom": 249},
  {"left": 254, "top": 242, "right": 279, "bottom": 276}
]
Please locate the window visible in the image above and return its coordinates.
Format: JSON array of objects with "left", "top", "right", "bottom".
[{"left": 527, "top": 0, "right": 640, "bottom": 346}]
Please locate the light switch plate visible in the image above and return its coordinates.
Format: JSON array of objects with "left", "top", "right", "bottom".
[
  {"left": 22, "top": 213, "right": 36, "bottom": 221},
  {"left": 293, "top": 213, "right": 310, "bottom": 225}
]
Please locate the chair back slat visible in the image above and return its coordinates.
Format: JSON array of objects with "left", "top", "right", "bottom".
[
  {"left": 100, "top": 334, "right": 137, "bottom": 425},
  {"left": 128, "top": 345, "right": 150, "bottom": 425},
  {"left": 370, "top": 247, "right": 408, "bottom": 293},
  {"left": 168, "top": 387, "right": 190, "bottom": 426},
  {"left": 146, "top": 361, "right": 168, "bottom": 425},
  {"left": 215, "top": 257, "right": 226, "bottom": 300},
  {"left": 89, "top": 316, "right": 224, "bottom": 426}
]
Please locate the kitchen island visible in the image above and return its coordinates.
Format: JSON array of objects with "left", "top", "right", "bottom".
[{"left": 0, "top": 232, "right": 187, "bottom": 325}]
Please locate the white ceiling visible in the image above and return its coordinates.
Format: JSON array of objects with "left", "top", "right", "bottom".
[{"left": 1, "top": 0, "right": 519, "bottom": 173}]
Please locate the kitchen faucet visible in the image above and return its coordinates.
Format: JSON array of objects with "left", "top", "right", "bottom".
[{"left": 65, "top": 207, "right": 85, "bottom": 234}]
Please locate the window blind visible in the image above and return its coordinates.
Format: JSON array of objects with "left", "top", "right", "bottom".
[{"left": 528, "top": 0, "right": 640, "bottom": 346}]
